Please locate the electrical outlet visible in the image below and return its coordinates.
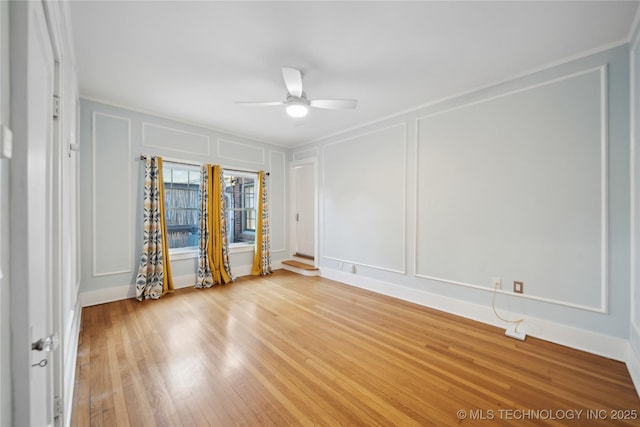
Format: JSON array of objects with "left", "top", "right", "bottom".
[
  {"left": 514, "top": 281, "right": 523, "bottom": 294},
  {"left": 492, "top": 277, "right": 501, "bottom": 289}
]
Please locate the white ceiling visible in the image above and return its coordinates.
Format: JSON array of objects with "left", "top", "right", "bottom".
[{"left": 70, "top": 1, "right": 639, "bottom": 148}]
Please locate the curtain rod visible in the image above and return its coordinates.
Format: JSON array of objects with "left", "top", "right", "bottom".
[{"left": 139, "top": 155, "right": 269, "bottom": 176}]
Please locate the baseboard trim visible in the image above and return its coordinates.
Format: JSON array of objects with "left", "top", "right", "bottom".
[
  {"left": 79, "top": 262, "right": 281, "bottom": 307},
  {"left": 628, "top": 339, "right": 640, "bottom": 398},
  {"left": 320, "top": 268, "right": 629, "bottom": 363},
  {"left": 63, "top": 296, "right": 82, "bottom": 427}
]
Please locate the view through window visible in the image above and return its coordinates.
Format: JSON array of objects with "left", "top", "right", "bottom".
[
  {"left": 162, "top": 164, "right": 257, "bottom": 250},
  {"left": 163, "top": 163, "right": 200, "bottom": 250},
  {"left": 224, "top": 172, "right": 257, "bottom": 245}
]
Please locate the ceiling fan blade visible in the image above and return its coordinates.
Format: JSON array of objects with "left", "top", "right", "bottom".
[
  {"left": 235, "top": 101, "right": 284, "bottom": 107},
  {"left": 282, "top": 67, "right": 303, "bottom": 97},
  {"left": 309, "top": 99, "right": 358, "bottom": 110}
]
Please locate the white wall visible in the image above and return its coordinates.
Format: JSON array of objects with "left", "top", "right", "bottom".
[
  {"left": 0, "top": 1, "right": 10, "bottom": 425},
  {"left": 79, "top": 99, "right": 289, "bottom": 304},
  {"left": 296, "top": 44, "right": 632, "bottom": 363}
]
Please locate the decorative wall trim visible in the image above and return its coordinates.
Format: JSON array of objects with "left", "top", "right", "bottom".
[
  {"left": 414, "top": 66, "right": 609, "bottom": 314},
  {"left": 599, "top": 64, "right": 609, "bottom": 315},
  {"left": 91, "top": 112, "right": 132, "bottom": 277},
  {"left": 270, "top": 150, "right": 287, "bottom": 253},
  {"left": 415, "top": 65, "right": 606, "bottom": 121},
  {"left": 631, "top": 34, "right": 640, "bottom": 333},
  {"left": 308, "top": 42, "right": 626, "bottom": 146},
  {"left": 321, "top": 123, "right": 408, "bottom": 274},
  {"left": 320, "top": 267, "right": 629, "bottom": 363},
  {"left": 415, "top": 274, "right": 608, "bottom": 314},
  {"left": 80, "top": 96, "right": 279, "bottom": 147},
  {"left": 142, "top": 122, "right": 210, "bottom": 156},
  {"left": 293, "top": 147, "right": 319, "bottom": 161},
  {"left": 217, "top": 138, "right": 265, "bottom": 165},
  {"left": 628, "top": 3, "right": 640, "bottom": 44}
]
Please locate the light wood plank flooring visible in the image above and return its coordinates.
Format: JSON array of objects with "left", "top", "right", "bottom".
[{"left": 71, "top": 271, "right": 640, "bottom": 426}]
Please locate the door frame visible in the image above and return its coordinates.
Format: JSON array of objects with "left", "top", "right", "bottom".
[
  {"left": 42, "top": 2, "right": 65, "bottom": 425},
  {"left": 9, "top": 1, "right": 61, "bottom": 425},
  {"left": 289, "top": 158, "right": 318, "bottom": 267}
]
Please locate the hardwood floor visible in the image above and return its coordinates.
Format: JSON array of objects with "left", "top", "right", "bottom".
[{"left": 71, "top": 270, "right": 640, "bottom": 426}]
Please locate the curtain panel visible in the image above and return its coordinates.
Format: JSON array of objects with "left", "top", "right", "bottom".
[
  {"left": 196, "top": 164, "right": 234, "bottom": 287},
  {"left": 251, "top": 170, "right": 273, "bottom": 276},
  {"left": 135, "top": 156, "right": 174, "bottom": 300}
]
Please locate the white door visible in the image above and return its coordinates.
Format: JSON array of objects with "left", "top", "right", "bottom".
[
  {"left": 23, "top": 1, "right": 55, "bottom": 425},
  {"left": 293, "top": 162, "right": 315, "bottom": 259}
]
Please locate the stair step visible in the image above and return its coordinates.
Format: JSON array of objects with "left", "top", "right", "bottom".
[{"left": 281, "top": 260, "right": 320, "bottom": 276}]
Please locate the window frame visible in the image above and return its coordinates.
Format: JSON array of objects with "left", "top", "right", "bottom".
[
  {"left": 162, "top": 161, "right": 201, "bottom": 255},
  {"left": 223, "top": 170, "right": 258, "bottom": 248}
]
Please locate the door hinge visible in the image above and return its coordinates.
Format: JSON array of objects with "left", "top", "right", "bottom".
[
  {"left": 54, "top": 395, "right": 62, "bottom": 419},
  {"left": 53, "top": 95, "right": 61, "bottom": 120}
]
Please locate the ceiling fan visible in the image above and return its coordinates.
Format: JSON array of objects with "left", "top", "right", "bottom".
[{"left": 236, "top": 67, "right": 358, "bottom": 118}]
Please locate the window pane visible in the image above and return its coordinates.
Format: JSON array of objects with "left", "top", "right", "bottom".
[
  {"left": 223, "top": 172, "right": 257, "bottom": 244},
  {"left": 163, "top": 162, "right": 200, "bottom": 249},
  {"left": 172, "top": 169, "right": 189, "bottom": 184}
]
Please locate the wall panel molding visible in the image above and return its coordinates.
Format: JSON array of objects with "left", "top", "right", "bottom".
[
  {"left": 92, "top": 112, "right": 132, "bottom": 277},
  {"left": 142, "top": 122, "right": 210, "bottom": 156},
  {"left": 414, "top": 66, "right": 608, "bottom": 313},
  {"left": 269, "top": 150, "right": 287, "bottom": 253},
  {"left": 293, "top": 147, "right": 319, "bottom": 161},
  {"left": 631, "top": 35, "right": 640, "bottom": 331},
  {"left": 217, "top": 138, "right": 265, "bottom": 165},
  {"left": 322, "top": 123, "right": 407, "bottom": 274}
]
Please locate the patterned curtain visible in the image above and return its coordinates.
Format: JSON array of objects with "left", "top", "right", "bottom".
[
  {"left": 251, "top": 171, "right": 272, "bottom": 275},
  {"left": 196, "top": 164, "right": 234, "bottom": 287},
  {"left": 135, "top": 156, "right": 174, "bottom": 300}
]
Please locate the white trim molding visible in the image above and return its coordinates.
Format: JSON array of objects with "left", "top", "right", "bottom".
[
  {"left": 321, "top": 267, "right": 629, "bottom": 363},
  {"left": 80, "top": 274, "right": 197, "bottom": 307},
  {"left": 79, "top": 264, "right": 269, "bottom": 307},
  {"left": 293, "top": 147, "right": 319, "bottom": 161},
  {"left": 142, "top": 122, "right": 210, "bottom": 156},
  {"left": 63, "top": 298, "right": 82, "bottom": 427},
  {"left": 270, "top": 150, "right": 287, "bottom": 253},
  {"left": 631, "top": 28, "right": 640, "bottom": 336},
  {"left": 91, "top": 111, "right": 132, "bottom": 277},
  {"left": 414, "top": 65, "right": 609, "bottom": 314},
  {"left": 321, "top": 122, "right": 408, "bottom": 275},
  {"left": 628, "top": 338, "right": 640, "bottom": 399},
  {"left": 217, "top": 138, "right": 265, "bottom": 165}
]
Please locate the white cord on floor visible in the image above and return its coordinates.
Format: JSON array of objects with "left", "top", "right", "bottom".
[{"left": 491, "top": 283, "right": 523, "bottom": 333}]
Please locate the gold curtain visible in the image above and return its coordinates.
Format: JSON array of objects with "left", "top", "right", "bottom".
[
  {"left": 251, "top": 170, "right": 272, "bottom": 276},
  {"left": 135, "top": 156, "right": 174, "bottom": 300},
  {"left": 196, "top": 164, "right": 233, "bottom": 287}
]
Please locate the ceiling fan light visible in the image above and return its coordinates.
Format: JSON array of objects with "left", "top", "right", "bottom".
[{"left": 286, "top": 102, "right": 308, "bottom": 118}]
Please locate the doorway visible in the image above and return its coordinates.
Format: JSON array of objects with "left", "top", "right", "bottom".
[{"left": 290, "top": 160, "right": 317, "bottom": 265}]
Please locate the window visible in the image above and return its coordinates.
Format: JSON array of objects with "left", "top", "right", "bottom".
[
  {"left": 163, "top": 162, "right": 200, "bottom": 251},
  {"left": 224, "top": 171, "right": 257, "bottom": 245}
]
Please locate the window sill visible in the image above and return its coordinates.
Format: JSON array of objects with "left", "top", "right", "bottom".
[
  {"left": 229, "top": 244, "right": 255, "bottom": 254},
  {"left": 169, "top": 245, "right": 254, "bottom": 258},
  {"left": 169, "top": 249, "right": 198, "bottom": 261}
]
